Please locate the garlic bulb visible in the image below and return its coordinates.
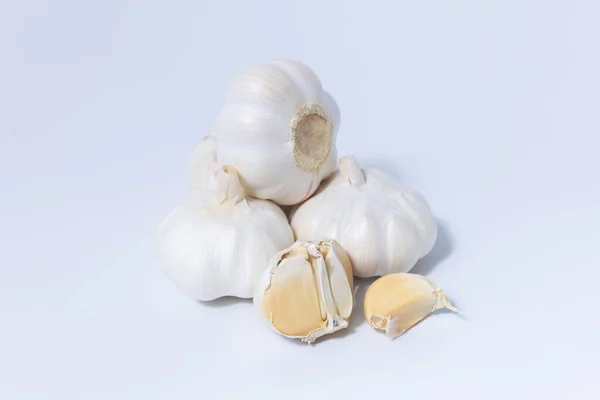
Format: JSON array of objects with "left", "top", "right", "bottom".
[
  {"left": 290, "top": 155, "right": 437, "bottom": 278},
  {"left": 187, "top": 135, "right": 219, "bottom": 191},
  {"left": 207, "top": 59, "right": 340, "bottom": 205},
  {"left": 156, "top": 166, "right": 294, "bottom": 300},
  {"left": 364, "top": 273, "right": 457, "bottom": 338},
  {"left": 254, "top": 240, "right": 354, "bottom": 343}
]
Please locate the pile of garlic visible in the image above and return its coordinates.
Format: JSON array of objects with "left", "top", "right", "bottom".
[{"left": 157, "top": 59, "right": 457, "bottom": 344}]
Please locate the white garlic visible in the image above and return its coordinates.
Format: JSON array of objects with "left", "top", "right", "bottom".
[
  {"left": 187, "top": 135, "right": 219, "bottom": 191},
  {"left": 204, "top": 59, "right": 340, "bottom": 205},
  {"left": 364, "top": 273, "right": 457, "bottom": 338},
  {"left": 290, "top": 155, "right": 437, "bottom": 278},
  {"left": 254, "top": 240, "right": 354, "bottom": 344},
  {"left": 156, "top": 166, "right": 294, "bottom": 301}
]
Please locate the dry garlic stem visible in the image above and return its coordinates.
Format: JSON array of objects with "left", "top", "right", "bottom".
[
  {"left": 364, "top": 273, "right": 457, "bottom": 338},
  {"left": 254, "top": 240, "right": 354, "bottom": 344}
]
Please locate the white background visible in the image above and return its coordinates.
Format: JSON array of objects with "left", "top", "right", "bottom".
[{"left": 1, "top": 1, "right": 599, "bottom": 399}]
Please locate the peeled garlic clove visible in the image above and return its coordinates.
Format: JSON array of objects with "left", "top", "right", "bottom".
[
  {"left": 324, "top": 241, "right": 354, "bottom": 318},
  {"left": 364, "top": 273, "right": 457, "bottom": 338},
  {"left": 254, "top": 240, "right": 354, "bottom": 344},
  {"left": 211, "top": 59, "right": 340, "bottom": 205},
  {"left": 187, "top": 135, "right": 220, "bottom": 191},
  {"left": 156, "top": 166, "right": 294, "bottom": 301},
  {"left": 290, "top": 155, "right": 437, "bottom": 277}
]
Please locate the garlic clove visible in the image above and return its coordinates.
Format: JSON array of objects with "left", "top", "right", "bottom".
[
  {"left": 310, "top": 245, "right": 339, "bottom": 323},
  {"left": 328, "top": 240, "right": 353, "bottom": 285},
  {"left": 324, "top": 241, "right": 353, "bottom": 319},
  {"left": 260, "top": 249, "right": 324, "bottom": 337},
  {"left": 364, "top": 273, "right": 457, "bottom": 338},
  {"left": 254, "top": 240, "right": 354, "bottom": 343}
]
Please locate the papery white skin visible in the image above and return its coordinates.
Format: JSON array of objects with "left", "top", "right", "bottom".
[
  {"left": 187, "top": 135, "right": 220, "bottom": 191},
  {"left": 157, "top": 167, "right": 294, "bottom": 300},
  {"left": 290, "top": 155, "right": 437, "bottom": 278},
  {"left": 206, "top": 59, "right": 340, "bottom": 205}
]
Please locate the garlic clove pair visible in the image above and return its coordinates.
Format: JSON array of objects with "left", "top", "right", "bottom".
[
  {"left": 290, "top": 155, "right": 437, "bottom": 278},
  {"left": 196, "top": 59, "right": 340, "bottom": 206},
  {"left": 254, "top": 240, "right": 354, "bottom": 343},
  {"left": 364, "top": 273, "right": 458, "bottom": 338},
  {"left": 157, "top": 166, "right": 294, "bottom": 301}
]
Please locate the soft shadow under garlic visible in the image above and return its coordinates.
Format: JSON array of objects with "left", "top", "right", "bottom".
[
  {"left": 385, "top": 304, "right": 467, "bottom": 341},
  {"left": 200, "top": 296, "right": 253, "bottom": 308},
  {"left": 411, "top": 218, "right": 454, "bottom": 276},
  {"left": 278, "top": 204, "right": 293, "bottom": 218},
  {"left": 350, "top": 277, "right": 377, "bottom": 328}
]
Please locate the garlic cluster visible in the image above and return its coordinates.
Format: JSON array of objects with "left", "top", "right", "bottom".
[
  {"left": 160, "top": 57, "right": 456, "bottom": 344},
  {"left": 188, "top": 59, "right": 340, "bottom": 205},
  {"left": 364, "top": 273, "right": 457, "bottom": 338},
  {"left": 290, "top": 155, "right": 437, "bottom": 278},
  {"left": 254, "top": 240, "right": 354, "bottom": 343},
  {"left": 157, "top": 166, "right": 294, "bottom": 300}
]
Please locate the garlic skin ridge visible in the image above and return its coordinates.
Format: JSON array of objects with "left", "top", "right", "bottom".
[
  {"left": 206, "top": 59, "right": 340, "bottom": 206},
  {"left": 290, "top": 155, "right": 438, "bottom": 278},
  {"left": 254, "top": 240, "right": 354, "bottom": 344},
  {"left": 187, "top": 135, "right": 219, "bottom": 192},
  {"left": 156, "top": 166, "right": 294, "bottom": 301}
]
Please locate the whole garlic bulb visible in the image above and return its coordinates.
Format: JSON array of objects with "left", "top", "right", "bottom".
[
  {"left": 207, "top": 59, "right": 340, "bottom": 205},
  {"left": 290, "top": 155, "right": 437, "bottom": 278},
  {"left": 157, "top": 166, "right": 294, "bottom": 300},
  {"left": 254, "top": 240, "right": 354, "bottom": 344}
]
